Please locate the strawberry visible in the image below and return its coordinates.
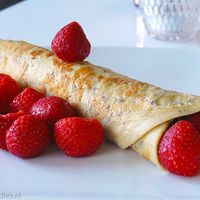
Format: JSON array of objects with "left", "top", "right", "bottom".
[
  {"left": 0, "top": 111, "right": 25, "bottom": 150},
  {"left": 158, "top": 120, "right": 200, "bottom": 176},
  {"left": 54, "top": 117, "right": 104, "bottom": 157},
  {"left": 51, "top": 21, "right": 91, "bottom": 62},
  {"left": 6, "top": 115, "right": 50, "bottom": 158},
  {"left": 9, "top": 88, "right": 44, "bottom": 113},
  {"left": 4, "top": 110, "right": 26, "bottom": 120},
  {"left": 0, "top": 73, "right": 19, "bottom": 113},
  {"left": 184, "top": 111, "right": 200, "bottom": 133},
  {"left": 29, "top": 96, "right": 76, "bottom": 126}
]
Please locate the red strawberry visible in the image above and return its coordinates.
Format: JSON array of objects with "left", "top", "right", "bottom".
[
  {"left": 184, "top": 111, "right": 200, "bottom": 133},
  {"left": 158, "top": 120, "right": 200, "bottom": 176},
  {"left": 0, "top": 110, "right": 25, "bottom": 150},
  {"left": 51, "top": 21, "right": 91, "bottom": 62},
  {"left": 0, "top": 74, "right": 19, "bottom": 113},
  {"left": 54, "top": 117, "right": 103, "bottom": 157},
  {"left": 29, "top": 96, "right": 76, "bottom": 126},
  {"left": 6, "top": 115, "right": 50, "bottom": 158},
  {"left": 9, "top": 88, "right": 44, "bottom": 113}
]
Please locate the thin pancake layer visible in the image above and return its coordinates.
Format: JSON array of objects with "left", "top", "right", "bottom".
[{"left": 131, "top": 122, "right": 170, "bottom": 167}]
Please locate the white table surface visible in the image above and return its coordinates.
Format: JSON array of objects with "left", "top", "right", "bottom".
[{"left": 0, "top": 0, "right": 199, "bottom": 48}]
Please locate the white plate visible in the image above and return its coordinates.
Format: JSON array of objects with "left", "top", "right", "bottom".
[{"left": 1, "top": 47, "right": 200, "bottom": 200}]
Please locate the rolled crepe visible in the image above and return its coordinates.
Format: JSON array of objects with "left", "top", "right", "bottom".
[{"left": 0, "top": 40, "right": 200, "bottom": 168}]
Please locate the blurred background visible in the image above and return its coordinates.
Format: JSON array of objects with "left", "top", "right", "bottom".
[{"left": 0, "top": 0, "right": 199, "bottom": 48}]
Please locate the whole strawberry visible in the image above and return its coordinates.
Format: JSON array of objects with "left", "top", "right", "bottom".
[
  {"left": 54, "top": 117, "right": 103, "bottom": 157},
  {"left": 158, "top": 120, "right": 200, "bottom": 176},
  {"left": 0, "top": 111, "right": 25, "bottom": 150},
  {"left": 29, "top": 96, "right": 76, "bottom": 126},
  {"left": 6, "top": 115, "right": 50, "bottom": 158},
  {"left": 0, "top": 74, "right": 19, "bottom": 113},
  {"left": 51, "top": 21, "right": 91, "bottom": 62},
  {"left": 9, "top": 88, "right": 44, "bottom": 113}
]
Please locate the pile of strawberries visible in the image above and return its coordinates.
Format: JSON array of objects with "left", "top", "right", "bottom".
[
  {"left": 0, "top": 73, "right": 103, "bottom": 158},
  {"left": 0, "top": 21, "right": 103, "bottom": 158}
]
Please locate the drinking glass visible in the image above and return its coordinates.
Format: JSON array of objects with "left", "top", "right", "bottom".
[{"left": 139, "top": 0, "right": 200, "bottom": 41}]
